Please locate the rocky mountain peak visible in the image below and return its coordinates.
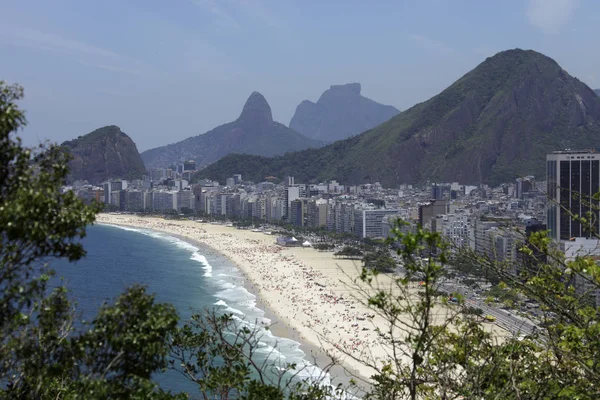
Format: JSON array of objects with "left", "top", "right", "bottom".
[
  {"left": 328, "top": 82, "right": 361, "bottom": 94},
  {"left": 290, "top": 83, "right": 399, "bottom": 142},
  {"left": 201, "top": 49, "right": 600, "bottom": 187},
  {"left": 140, "top": 91, "right": 322, "bottom": 169},
  {"left": 238, "top": 91, "right": 273, "bottom": 126},
  {"left": 62, "top": 125, "right": 146, "bottom": 184}
]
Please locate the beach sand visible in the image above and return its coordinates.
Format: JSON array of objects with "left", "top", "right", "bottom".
[{"left": 95, "top": 213, "right": 505, "bottom": 388}]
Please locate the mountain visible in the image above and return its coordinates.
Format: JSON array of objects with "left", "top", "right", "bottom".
[
  {"left": 289, "top": 83, "right": 400, "bottom": 142},
  {"left": 141, "top": 92, "right": 322, "bottom": 169},
  {"left": 195, "top": 49, "right": 600, "bottom": 187},
  {"left": 62, "top": 125, "right": 147, "bottom": 184},
  {"left": 595, "top": 89, "right": 600, "bottom": 96}
]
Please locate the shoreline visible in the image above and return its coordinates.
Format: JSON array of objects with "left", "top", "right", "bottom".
[
  {"left": 95, "top": 214, "right": 393, "bottom": 383},
  {"left": 96, "top": 217, "right": 369, "bottom": 392},
  {"left": 94, "top": 213, "right": 509, "bottom": 396}
]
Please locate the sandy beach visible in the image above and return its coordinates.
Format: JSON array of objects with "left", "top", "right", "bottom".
[{"left": 95, "top": 213, "right": 503, "bottom": 385}]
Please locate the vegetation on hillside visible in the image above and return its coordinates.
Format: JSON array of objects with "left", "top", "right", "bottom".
[
  {"left": 0, "top": 82, "right": 339, "bottom": 399},
  {"left": 62, "top": 125, "right": 147, "bottom": 184},
  {"left": 4, "top": 81, "right": 600, "bottom": 399},
  {"left": 141, "top": 92, "right": 323, "bottom": 170},
  {"left": 197, "top": 49, "right": 600, "bottom": 186}
]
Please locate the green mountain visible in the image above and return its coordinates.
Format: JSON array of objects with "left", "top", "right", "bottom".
[
  {"left": 195, "top": 49, "right": 600, "bottom": 186},
  {"left": 289, "top": 83, "right": 399, "bottom": 142},
  {"left": 62, "top": 125, "right": 147, "bottom": 184},
  {"left": 141, "top": 92, "right": 322, "bottom": 169}
]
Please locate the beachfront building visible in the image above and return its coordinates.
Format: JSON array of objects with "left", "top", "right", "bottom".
[
  {"left": 125, "top": 190, "right": 144, "bottom": 211},
  {"left": 152, "top": 190, "right": 176, "bottom": 211},
  {"left": 432, "top": 212, "right": 474, "bottom": 249},
  {"left": 176, "top": 188, "right": 195, "bottom": 211},
  {"left": 307, "top": 199, "right": 328, "bottom": 228},
  {"left": 289, "top": 199, "right": 306, "bottom": 227},
  {"left": 353, "top": 206, "right": 402, "bottom": 239},
  {"left": 284, "top": 186, "right": 300, "bottom": 221}
]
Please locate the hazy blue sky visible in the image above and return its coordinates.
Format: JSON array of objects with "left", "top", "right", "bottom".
[{"left": 2, "top": 0, "right": 599, "bottom": 151}]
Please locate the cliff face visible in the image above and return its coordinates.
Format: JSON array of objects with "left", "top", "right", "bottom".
[
  {"left": 141, "top": 92, "right": 322, "bottom": 169},
  {"left": 289, "top": 83, "right": 400, "bottom": 142},
  {"left": 197, "top": 49, "right": 600, "bottom": 186},
  {"left": 62, "top": 125, "right": 146, "bottom": 184}
]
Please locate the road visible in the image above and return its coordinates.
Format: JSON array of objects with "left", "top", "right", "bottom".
[{"left": 439, "top": 280, "right": 539, "bottom": 337}]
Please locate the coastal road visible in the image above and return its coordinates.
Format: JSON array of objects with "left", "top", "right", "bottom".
[{"left": 439, "top": 280, "right": 539, "bottom": 337}]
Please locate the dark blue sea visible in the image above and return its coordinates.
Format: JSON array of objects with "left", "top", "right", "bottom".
[{"left": 50, "top": 223, "right": 329, "bottom": 398}]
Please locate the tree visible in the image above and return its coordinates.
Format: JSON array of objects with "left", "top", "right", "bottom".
[
  {"left": 6, "top": 80, "right": 600, "bottom": 399},
  {"left": 170, "top": 309, "right": 344, "bottom": 400},
  {"left": 0, "top": 81, "right": 340, "bottom": 399},
  {"left": 334, "top": 246, "right": 363, "bottom": 259},
  {"left": 362, "top": 249, "right": 397, "bottom": 273},
  {"left": 313, "top": 243, "right": 335, "bottom": 251},
  {"left": 0, "top": 81, "right": 185, "bottom": 398},
  {"left": 343, "top": 219, "right": 600, "bottom": 399}
]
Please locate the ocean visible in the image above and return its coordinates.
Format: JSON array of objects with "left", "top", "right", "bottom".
[{"left": 50, "top": 223, "right": 329, "bottom": 397}]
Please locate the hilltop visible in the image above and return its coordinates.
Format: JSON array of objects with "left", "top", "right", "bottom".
[
  {"left": 62, "top": 125, "right": 147, "bottom": 184},
  {"left": 141, "top": 92, "right": 322, "bottom": 169},
  {"left": 196, "top": 49, "right": 600, "bottom": 186},
  {"left": 289, "top": 83, "right": 399, "bottom": 142}
]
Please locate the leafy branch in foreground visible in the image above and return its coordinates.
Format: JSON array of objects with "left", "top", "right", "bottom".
[
  {"left": 170, "top": 309, "right": 344, "bottom": 400},
  {"left": 0, "top": 81, "right": 337, "bottom": 399},
  {"left": 326, "top": 219, "right": 600, "bottom": 399}
]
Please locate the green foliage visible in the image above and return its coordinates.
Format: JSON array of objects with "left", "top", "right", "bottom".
[
  {"left": 362, "top": 249, "right": 396, "bottom": 273},
  {"left": 170, "top": 310, "right": 340, "bottom": 400},
  {"left": 333, "top": 246, "right": 363, "bottom": 259},
  {"left": 0, "top": 81, "right": 99, "bottom": 387},
  {"left": 0, "top": 81, "right": 344, "bottom": 399},
  {"left": 7, "top": 79, "right": 600, "bottom": 399},
  {"left": 351, "top": 218, "right": 600, "bottom": 399},
  {"left": 313, "top": 243, "right": 335, "bottom": 251},
  {"left": 61, "top": 125, "right": 147, "bottom": 184}
]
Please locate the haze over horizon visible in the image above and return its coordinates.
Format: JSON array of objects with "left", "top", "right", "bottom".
[{"left": 2, "top": 0, "right": 599, "bottom": 151}]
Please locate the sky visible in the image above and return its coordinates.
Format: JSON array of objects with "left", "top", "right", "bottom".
[{"left": 2, "top": 0, "right": 599, "bottom": 152}]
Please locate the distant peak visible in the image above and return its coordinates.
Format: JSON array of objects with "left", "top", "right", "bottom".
[
  {"left": 485, "top": 48, "right": 556, "bottom": 66},
  {"left": 239, "top": 91, "right": 273, "bottom": 124},
  {"left": 329, "top": 83, "right": 361, "bottom": 94}
]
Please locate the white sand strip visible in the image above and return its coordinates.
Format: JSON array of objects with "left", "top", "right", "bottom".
[{"left": 94, "top": 214, "right": 506, "bottom": 383}]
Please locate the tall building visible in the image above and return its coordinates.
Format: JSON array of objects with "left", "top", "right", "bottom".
[
  {"left": 433, "top": 213, "right": 473, "bottom": 249},
  {"left": 103, "top": 182, "right": 111, "bottom": 204},
  {"left": 126, "top": 190, "right": 144, "bottom": 211},
  {"left": 547, "top": 150, "right": 600, "bottom": 241},
  {"left": 419, "top": 200, "right": 448, "bottom": 228},
  {"left": 284, "top": 186, "right": 300, "bottom": 221},
  {"left": 307, "top": 199, "right": 328, "bottom": 228},
  {"left": 183, "top": 160, "right": 196, "bottom": 171},
  {"left": 354, "top": 208, "right": 401, "bottom": 239},
  {"left": 289, "top": 199, "right": 305, "bottom": 227},
  {"left": 515, "top": 176, "right": 535, "bottom": 199},
  {"left": 284, "top": 176, "right": 295, "bottom": 187}
]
